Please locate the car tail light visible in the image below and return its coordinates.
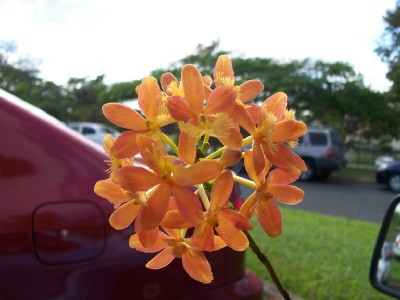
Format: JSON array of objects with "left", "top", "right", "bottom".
[{"left": 327, "top": 147, "right": 333, "bottom": 159}]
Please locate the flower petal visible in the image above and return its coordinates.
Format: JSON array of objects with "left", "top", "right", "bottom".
[
  {"left": 137, "top": 226, "right": 160, "bottom": 248},
  {"left": 182, "top": 64, "right": 205, "bottom": 114},
  {"left": 138, "top": 76, "right": 163, "bottom": 120},
  {"left": 219, "top": 147, "right": 242, "bottom": 168},
  {"left": 213, "top": 236, "right": 227, "bottom": 251},
  {"left": 243, "top": 150, "right": 259, "bottom": 185},
  {"left": 214, "top": 55, "right": 234, "bottom": 87},
  {"left": 136, "top": 183, "right": 171, "bottom": 232},
  {"left": 146, "top": 247, "right": 175, "bottom": 269},
  {"left": 161, "top": 72, "right": 177, "bottom": 95},
  {"left": 262, "top": 92, "right": 287, "bottom": 120},
  {"left": 182, "top": 249, "right": 213, "bottom": 284},
  {"left": 270, "top": 120, "right": 307, "bottom": 143},
  {"left": 178, "top": 131, "right": 198, "bottom": 165},
  {"left": 252, "top": 141, "right": 267, "bottom": 177},
  {"left": 136, "top": 134, "right": 168, "bottom": 173},
  {"left": 258, "top": 200, "right": 282, "bottom": 237},
  {"left": 268, "top": 167, "right": 301, "bottom": 185},
  {"left": 94, "top": 178, "right": 127, "bottom": 205},
  {"left": 269, "top": 185, "right": 304, "bottom": 205},
  {"left": 217, "top": 209, "right": 253, "bottom": 230},
  {"left": 266, "top": 144, "right": 307, "bottom": 172},
  {"left": 129, "top": 231, "right": 169, "bottom": 253},
  {"left": 210, "top": 170, "right": 233, "bottom": 211},
  {"left": 111, "top": 166, "right": 161, "bottom": 191},
  {"left": 110, "top": 130, "right": 141, "bottom": 159},
  {"left": 167, "top": 95, "right": 195, "bottom": 121},
  {"left": 172, "top": 185, "right": 204, "bottom": 225},
  {"left": 191, "top": 221, "right": 215, "bottom": 252},
  {"left": 160, "top": 210, "right": 195, "bottom": 229},
  {"left": 102, "top": 103, "right": 147, "bottom": 131},
  {"left": 109, "top": 200, "right": 141, "bottom": 230},
  {"left": 208, "top": 115, "right": 243, "bottom": 148},
  {"left": 229, "top": 105, "right": 256, "bottom": 135},
  {"left": 239, "top": 192, "right": 257, "bottom": 219},
  {"left": 204, "top": 86, "right": 236, "bottom": 115},
  {"left": 177, "top": 159, "right": 222, "bottom": 186},
  {"left": 215, "top": 218, "right": 249, "bottom": 251},
  {"left": 239, "top": 80, "right": 264, "bottom": 103}
]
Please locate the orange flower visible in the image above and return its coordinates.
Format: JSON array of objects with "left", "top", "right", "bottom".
[
  {"left": 214, "top": 55, "right": 264, "bottom": 135},
  {"left": 166, "top": 64, "right": 242, "bottom": 164},
  {"left": 102, "top": 76, "right": 175, "bottom": 159},
  {"left": 192, "top": 170, "right": 253, "bottom": 251},
  {"left": 239, "top": 150, "right": 304, "bottom": 237},
  {"left": 129, "top": 228, "right": 226, "bottom": 284},
  {"left": 102, "top": 134, "right": 134, "bottom": 173},
  {"left": 111, "top": 135, "right": 223, "bottom": 235},
  {"left": 94, "top": 178, "right": 170, "bottom": 247},
  {"left": 252, "top": 92, "right": 307, "bottom": 174}
]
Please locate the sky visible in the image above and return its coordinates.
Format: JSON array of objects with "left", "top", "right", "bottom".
[{"left": 0, "top": 0, "right": 396, "bottom": 92}]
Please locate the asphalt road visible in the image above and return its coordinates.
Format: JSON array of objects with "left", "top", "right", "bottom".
[{"left": 239, "top": 176, "right": 399, "bottom": 223}]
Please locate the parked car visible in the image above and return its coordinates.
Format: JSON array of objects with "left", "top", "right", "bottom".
[
  {"left": 293, "top": 127, "right": 345, "bottom": 180},
  {"left": 375, "top": 155, "right": 395, "bottom": 169},
  {"left": 376, "top": 161, "right": 400, "bottom": 193},
  {"left": 0, "top": 88, "right": 263, "bottom": 300},
  {"left": 66, "top": 121, "right": 120, "bottom": 145}
]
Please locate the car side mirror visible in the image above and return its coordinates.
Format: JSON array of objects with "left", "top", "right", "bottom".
[{"left": 370, "top": 194, "right": 400, "bottom": 298}]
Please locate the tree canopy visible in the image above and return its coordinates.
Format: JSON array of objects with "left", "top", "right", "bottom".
[
  {"left": 376, "top": 0, "right": 400, "bottom": 97},
  {"left": 0, "top": 40, "right": 398, "bottom": 150}
]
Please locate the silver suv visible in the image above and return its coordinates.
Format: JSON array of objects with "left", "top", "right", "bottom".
[
  {"left": 293, "top": 127, "right": 345, "bottom": 180},
  {"left": 66, "top": 122, "right": 119, "bottom": 145}
]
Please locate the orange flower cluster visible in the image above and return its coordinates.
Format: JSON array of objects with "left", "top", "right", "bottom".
[{"left": 94, "top": 55, "right": 307, "bottom": 284}]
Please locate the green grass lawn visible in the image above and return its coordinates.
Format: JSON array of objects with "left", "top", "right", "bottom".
[
  {"left": 330, "top": 165, "right": 376, "bottom": 183},
  {"left": 245, "top": 207, "right": 392, "bottom": 299}
]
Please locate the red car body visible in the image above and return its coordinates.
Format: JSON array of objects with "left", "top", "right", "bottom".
[{"left": 0, "top": 89, "right": 263, "bottom": 300}]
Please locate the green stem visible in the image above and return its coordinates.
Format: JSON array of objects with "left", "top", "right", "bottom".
[
  {"left": 233, "top": 174, "right": 257, "bottom": 189},
  {"left": 203, "top": 145, "right": 226, "bottom": 160},
  {"left": 242, "top": 135, "right": 254, "bottom": 146},
  {"left": 197, "top": 184, "right": 210, "bottom": 210},
  {"left": 244, "top": 230, "right": 291, "bottom": 300},
  {"left": 203, "top": 135, "right": 254, "bottom": 160},
  {"left": 159, "top": 132, "right": 179, "bottom": 155}
]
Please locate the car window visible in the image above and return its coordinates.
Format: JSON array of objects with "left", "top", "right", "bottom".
[
  {"left": 298, "top": 136, "right": 304, "bottom": 145},
  {"left": 82, "top": 127, "right": 96, "bottom": 134},
  {"left": 309, "top": 133, "right": 327, "bottom": 145},
  {"left": 331, "top": 132, "right": 343, "bottom": 146},
  {"left": 101, "top": 127, "right": 116, "bottom": 134}
]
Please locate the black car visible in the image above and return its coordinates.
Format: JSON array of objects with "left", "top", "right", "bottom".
[{"left": 377, "top": 161, "right": 400, "bottom": 193}]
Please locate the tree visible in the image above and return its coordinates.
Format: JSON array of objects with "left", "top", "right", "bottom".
[
  {"left": 0, "top": 41, "right": 41, "bottom": 99},
  {"left": 376, "top": 1, "right": 400, "bottom": 96},
  {"left": 66, "top": 75, "right": 108, "bottom": 122},
  {"left": 104, "top": 80, "right": 141, "bottom": 102}
]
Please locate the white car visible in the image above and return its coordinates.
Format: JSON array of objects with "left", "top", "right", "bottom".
[{"left": 66, "top": 122, "right": 119, "bottom": 145}]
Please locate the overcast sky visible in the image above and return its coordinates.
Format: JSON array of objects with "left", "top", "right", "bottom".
[{"left": 0, "top": 0, "right": 396, "bottom": 91}]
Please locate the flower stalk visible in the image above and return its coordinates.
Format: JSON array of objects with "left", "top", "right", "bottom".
[{"left": 244, "top": 230, "right": 291, "bottom": 300}]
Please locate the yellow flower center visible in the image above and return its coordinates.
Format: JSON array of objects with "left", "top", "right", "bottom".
[
  {"left": 260, "top": 191, "right": 273, "bottom": 202},
  {"left": 167, "top": 81, "right": 184, "bottom": 97},
  {"left": 216, "top": 72, "right": 235, "bottom": 87}
]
